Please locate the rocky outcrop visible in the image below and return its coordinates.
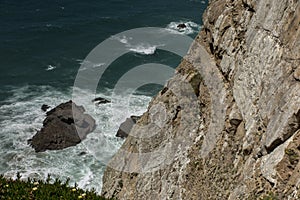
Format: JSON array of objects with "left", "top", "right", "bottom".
[
  {"left": 29, "top": 101, "right": 96, "bottom": 152},
  {"left": 92, "top": 97, "right": 111, "bottom": 105},
  {"left": 101, "top": 0, "right": 300, "bottom": 199},
  {"left": 116, "top": 116, "right": 141, "bottom": 138}
]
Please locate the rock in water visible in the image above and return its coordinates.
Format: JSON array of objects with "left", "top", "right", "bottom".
[
  {"left": 177, "top": 23, "right": 187, "bottom": 29},
  {"left": 29, "top": 100, "right": 96, "bottom": 152},
  {"left": 41, "top": 104, "right": 50, "bottom": 112},
  {"left": 92, "top": 97, "right": 111, "bottom": 105},
  {"left": 116, "top": 116, "right": 141, "bottom": 138}
]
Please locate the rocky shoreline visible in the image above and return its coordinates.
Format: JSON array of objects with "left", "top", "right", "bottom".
[
  {"left": 28, "top": 98, "right": 138, "bottom": 152},
  {"left": 25, "top": 0, "right": 300, "bottom": 198}
]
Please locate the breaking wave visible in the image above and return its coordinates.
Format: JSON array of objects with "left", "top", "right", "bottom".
[{"left": 0, "top": 85, "right": 151, "bottom": 193}]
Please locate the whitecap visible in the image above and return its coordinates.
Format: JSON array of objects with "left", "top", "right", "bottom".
[
  {"left": 129, "top": 44, "right": 157, "bottom": 55},
  {"left": 46, "top": 65, "right": 56, "bottom": 71},
  {"left": 78, "top": 67, "right": 87, "bottom": 71},
  {"left": 189, "top": 0, "right": 206, "bottom": 3},
  {"left": 112, "top": 35, "right": 163, "bottom": 55},
  {"left": 76, "top": 59, "right": 105, "bottom": 69},
  {"left": 119, "top": 37, "right": 129, "bottom": 44},
  {"left": 92, "top": 63, "right": 105, "bottom": 68},
  {"left": 166, "top": 21, "right": 202, "bottom": 35},
  {"left": 111, "top": 35, "right": 132, "bottom": 45}
]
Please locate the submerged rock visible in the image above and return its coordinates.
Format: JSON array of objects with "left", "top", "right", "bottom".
[
  {"left": 116, "top": 116, "right": 141, "bottom": 138},
  {"left": 29, "top": 100, "right": 96, "bottom": 152}
]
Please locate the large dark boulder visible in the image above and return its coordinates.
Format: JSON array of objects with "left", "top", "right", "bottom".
[
  {"left": 116, "top": 115, "right": 141, "bottom": 138},
  {"left": 29, "top": 100, "right": 96, "bottom": 152}
]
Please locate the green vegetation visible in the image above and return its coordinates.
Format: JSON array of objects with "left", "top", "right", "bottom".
[
  {"left": 261, "top": 192, "right": 279, "bottom": 200},
  {"left": 285, "top": 148, "right": 299, "bottom": 165},
  {"left": 0, "top": 173, "right": 108, "bottom": 200}
]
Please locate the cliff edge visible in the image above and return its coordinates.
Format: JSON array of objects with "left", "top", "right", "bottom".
[{"left": 101, "top": 0, "right": 300, "bottom": 199}]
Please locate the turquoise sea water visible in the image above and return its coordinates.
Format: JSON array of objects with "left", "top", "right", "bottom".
[{"left": 0, "top": 0, "right": 208, "bottom": 192}]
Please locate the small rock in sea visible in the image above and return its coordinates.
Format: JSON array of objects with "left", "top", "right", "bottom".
[
  {"left": 29, "top": 100, "right": 96, "bottom": 152},
  {"left": 177, "top": 23, "right": 187, "bottom": 29},
  {"left": 92, "top": 97, "right": 111, "bottom": 105},
  {"left": 79, "top": 151, "right": 87, "bottom": 156},
  {"left": 41, "top": 104, "right": 50, "bottom": 112},
  {"left": 116, "top": 115, "right": 141, "bottom": 138}
]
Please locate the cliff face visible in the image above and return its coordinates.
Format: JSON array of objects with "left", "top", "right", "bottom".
[{"left": 101, "top": 0, "right": 300, "bottom": 199}]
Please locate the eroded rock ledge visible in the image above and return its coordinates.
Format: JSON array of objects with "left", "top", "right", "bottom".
[{"left": 101, "top": 0, "right": 300, "bottom": 199}]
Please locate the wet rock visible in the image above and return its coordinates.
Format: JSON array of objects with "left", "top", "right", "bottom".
[
  {"left": 177, "top": 23, "right": 187, "bottom": 29},
  {"left": 29, "top": 100, "right": 96, "bottom": 152},
  {"left": 92, "top": 97, "right": 111, "bottom": 104},
  {"left": 79, "top": 151, "right": 87, "bottom": 156},
  {"left": 116, "top": 116, "right": 141, "bottom": 138},
  {"left": 41, "top": 104, "right": 50, "bottom": 112}
]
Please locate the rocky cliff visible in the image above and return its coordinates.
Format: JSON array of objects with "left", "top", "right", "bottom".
[{"left": 101, "top": 0, "right": 300, "bottom": 199}]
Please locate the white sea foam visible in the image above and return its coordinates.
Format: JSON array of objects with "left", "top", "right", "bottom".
[
  {"left": 118, "top": 35, "right": 130, "bottom": 44},
  {"left": 46, "top": 65, "right": 56, "bottom": 71},
  {"left": 76, "top": 59, "right": 105, "bottom": 70},
  {"left": 166, "top": 21, "right": 202, "bottom": 35},
  {"left": 0, "top": 85, "right": 151, "bottom": 193},
  {"left": 129, "top": 44, "right": 157, "bottom": 55},
  {"left": 189, "top": 0, "right": 206, "bottom": 4},
  {"left": 112, "top": 35, "right": 162, "bottom": 55}
]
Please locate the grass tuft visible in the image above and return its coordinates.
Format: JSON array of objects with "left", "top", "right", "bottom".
[{"left": 0, "top": 174, "right": 108, "bottom": 200}]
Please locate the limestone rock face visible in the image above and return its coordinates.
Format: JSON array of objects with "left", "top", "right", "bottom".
[
  {"left": 101, "top": 0, "right": 300, "bottom": 199},
  {"left": 29, "top": 101, "right": 96, "bottom": 152}
]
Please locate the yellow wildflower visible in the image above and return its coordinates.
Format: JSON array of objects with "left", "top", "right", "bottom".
[
  {"left": 72, "top": 188, "right": 77, "bottom": 192},
  {"left": 33, "top": 182, "right": 39, "bottom": 185},
  {"left": 78, "top": 196, "right": 83, "bottom": 199},
  {"left": 32, "top": 187, "right": 38, "bottom": 191},
  {"left": 81, "top": 193, "right": 86, "bottom": 197}
]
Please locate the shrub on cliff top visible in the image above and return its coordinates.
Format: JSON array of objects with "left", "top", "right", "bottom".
[{"left": 0, "top": 173, "right": 108, "bottom": 200}]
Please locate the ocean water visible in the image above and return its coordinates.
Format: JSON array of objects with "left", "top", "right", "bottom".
[{"left": 0, "top": 0, "right": 208, "bottom": 192}]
